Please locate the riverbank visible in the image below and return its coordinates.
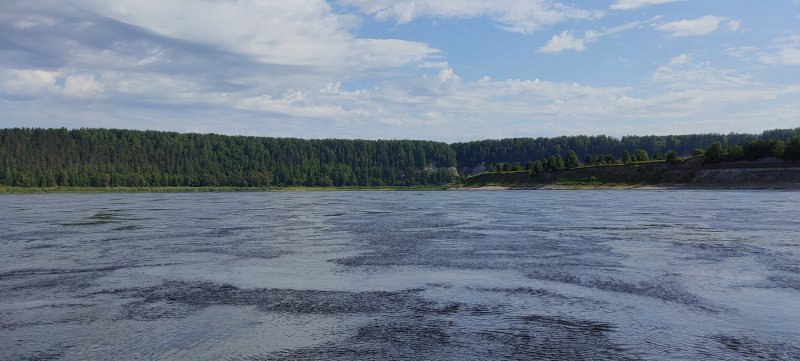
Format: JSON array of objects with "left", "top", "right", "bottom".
[
  {"left": 0, "top": 185, "right": 450, "bottom": 194},
  {"left": 4, "top": 158, "right": 799, "bottom": 193},
  {"left": 449, "top": 183, "right": 672, "bottom": 190},
  {"left": 460, "top": 157, "right": 800, "bottom": 190}
]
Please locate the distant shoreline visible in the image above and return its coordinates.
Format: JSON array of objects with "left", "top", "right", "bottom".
[
  {"left": 449, "top": 184, "right": 670, "bottom": 190},
  {"left": 449, "top": 183, "right": 800, "bottom": 191},
  {"left": 458, "top": 157, "right": 800, "bottom": 190},
  {"left": 0, "top": 185, "right": 450, "bottom": 194},
  {"left": 4, "top": 158, "right": 799, "bottom": 194},
  {"left": 3, "top": 183, "right": 799, "bottom": 194}
]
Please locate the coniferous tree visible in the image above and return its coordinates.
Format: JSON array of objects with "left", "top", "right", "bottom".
[
  {"left": 546, "top": 156, "right": 558, "bottom": 171},
  {"left": 554, "top": 154, "right": 565, "bottom": 169},
  {"left": 565, "top": 150, "right": 580, "bottom": 169}
]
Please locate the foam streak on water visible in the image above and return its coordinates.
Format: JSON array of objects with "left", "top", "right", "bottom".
[{"left": 1, "top": 190, "right": 799, "bottom": 360}]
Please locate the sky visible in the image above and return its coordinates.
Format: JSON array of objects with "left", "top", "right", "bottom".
[{"left": 1, "top": 0, "right": 799, "bottom": 142}]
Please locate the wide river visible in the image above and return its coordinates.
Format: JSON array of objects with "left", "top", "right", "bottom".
[{"left": 1, "top": 190, "right": 799, "bottom": 360}]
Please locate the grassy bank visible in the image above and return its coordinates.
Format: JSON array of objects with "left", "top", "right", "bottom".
[{"left": 0, "top": 185, "right": 450, "bottom": 194}]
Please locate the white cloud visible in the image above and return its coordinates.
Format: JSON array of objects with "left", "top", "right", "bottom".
[
  {"left": 758, "top": 35, "right": 800, "bottom": 65},
  {"left": 656, "top": 15, "right": 726, "bottom": 36},
  {"left": 611, "top": 0, "right": 685, "bottom": 10},
  {"left": 63, "top": 74, "right": 104, "bottom": 98},
  {"left": 539, "top": 31, "right": 587, "bottom": 53},
  {"left": 651, "top": 55, "right": 755, "bottom": 90},
  {"left": 725, "top": 19, "right": 741, "bottom": 32},
  {"left": 341, "top": 0, "right": 602, "bottom": 34},
  {"left": 418, "top": 61, "right": 450, "bottom": 69},
  {"left": 73, "top": 0, "right": 438, "bottom": 68},
  {"left": 539, "top": 16, "right": 660, "bottom": 53},
  {"left": 214, "top": 63, "right": 796, "bottom": 139},
  {"left": 1, "top": 69, "right": 104, "bottom": 98},
  {"left": 236, "top": 92, "right": 350, "bottom": 119},
  {"left": 4, "top": 61, "right": 799, "bottom": 140},
  {"left": 759, "top": 48, "right": 800, "bottom": 65},
  {"left": 1, "top": 69, "right": 59, "bottom": 95},
  {"left": 668, "top": 54, "right": 690, "bottom": 66}
]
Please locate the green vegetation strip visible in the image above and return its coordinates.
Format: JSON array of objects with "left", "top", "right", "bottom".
[{"left": 0, "top": 185, "right": 450, "bottom": 194}]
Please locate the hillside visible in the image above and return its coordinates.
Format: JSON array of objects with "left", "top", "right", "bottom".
[
  {"left": 0, "top": 128, "right": 458, "bottom": 187},
  {"left": 2, "top": 127, "right": 799, "bottom": 189},
  {"left": 453, "top": 128, "right": 800, "bottom": 175},
  {"left": 462, "top": 157, "right": 800, "bottom": 189}
]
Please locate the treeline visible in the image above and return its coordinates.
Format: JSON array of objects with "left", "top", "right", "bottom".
[
  {"left": 453, "top": 128, "right": 800, "bottom": 170},
  {"left": 704, "top": 137, "right": 800, "bottom": 163},
  {"left": 2, "top": 127, "right": 799, "bottom": 188},
  {"left": 0, "top": 128, "right": 457, "bottom": 187},
  {"left": 488, "top": 135, "right": 800, "bottom": 174},
  {"left": 490, "top": 148, "right": 664, "bottom": 174}
]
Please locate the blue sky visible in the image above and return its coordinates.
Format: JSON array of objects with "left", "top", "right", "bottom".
[{"left": 1, "top": 0, "right": 799, "bottom": 141}]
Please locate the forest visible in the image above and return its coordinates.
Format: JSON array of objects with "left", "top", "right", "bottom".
[
  {"left": 453, "top": 128, "right": 800, "bottom": 172},
  {"left": 0, "top": 128, "right": 457, "bottom": 187},
  {"left": 487, "top": 136, "right": 800, "bottom": 174},
  {"left": 0, "top": 127, "right": 798, "bottom": 188}
]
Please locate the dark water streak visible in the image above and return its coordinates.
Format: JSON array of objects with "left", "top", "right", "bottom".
[{"left": 1, "top": 190, "right": 799, "bottom": 360}]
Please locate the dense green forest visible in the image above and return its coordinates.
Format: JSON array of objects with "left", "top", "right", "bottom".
[
  {"left": 0, "top": 128, "right": 457, "bottom": 187},
  {"left": 1, "top": 127, "right": 798, "bottom": 188},
  {"left": 453, "top": 128, "right": 800, "bottom": 171}
]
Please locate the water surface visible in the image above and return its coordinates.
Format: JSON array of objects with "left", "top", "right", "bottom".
[{"left": 1, "top": 190, "right": 799, "bottom": 360}]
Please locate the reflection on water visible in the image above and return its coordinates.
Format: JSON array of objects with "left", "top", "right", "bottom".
[{"left": 1, "top": 190, "right": 799, "bottom": 360}]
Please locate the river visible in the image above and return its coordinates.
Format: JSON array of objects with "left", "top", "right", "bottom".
[{"left": 1, "top": 190, "right": 799, "bottom": 360}]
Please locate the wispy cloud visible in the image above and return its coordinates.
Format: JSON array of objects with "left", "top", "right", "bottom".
[
  {"left": 340, "top": 0, "right": 602, "bottom": 34},
  {"left": 725, "top": 19, "right": 741, "bottom": 32},
  {"left": 760, "top": 48, "right": 800, "bottom": 65},
  {"left": 651, "top": 55, "right": 756, "bottom": 89},
  {"left": 611, "top": 0, "right": 685, "bottom": 10},
  {"left": 0, "top": 69, "right": 105, "bottom": 98},
  {"left": 538, "top": 31, "right": 588, "bottom": 53},
  {"left": 74, "top": 0, "right": 438, "bottom": 68},
  {"left": 725, "top": 35, "right": 800, "bottom": 66},
  {"left": 758, "top": 35, "right": 800, "bottom": 65},
  {"left": 539, "top": 17, "right": 660, "bottom": 53},
  {"left": 0, "top": 0, "right": 445, "bottom": 130},
  {"left": 655, "top": 15, "right": 739, "bottom": 37}
]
